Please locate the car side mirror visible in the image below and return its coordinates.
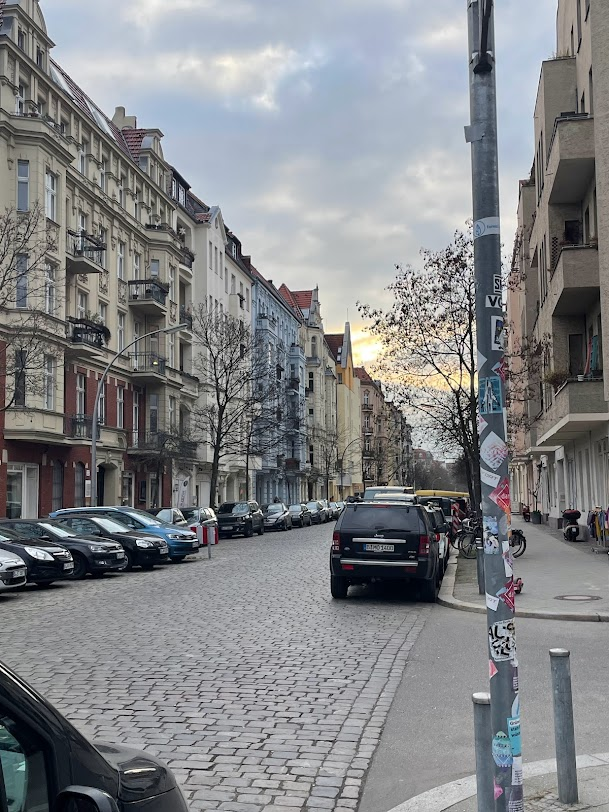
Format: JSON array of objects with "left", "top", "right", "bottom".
[
  {"left": 39, "top": 534, "right": 51, "bottom": 541},
  {"left": 56, "top": 786, "right": 120, "bottom": 812}
]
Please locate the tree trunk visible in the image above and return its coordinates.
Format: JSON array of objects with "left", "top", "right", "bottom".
[{"left": 245, "top": 447, "right": 250, "bottom": 500}]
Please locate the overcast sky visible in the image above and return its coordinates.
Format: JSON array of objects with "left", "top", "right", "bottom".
[{"left": 44, "top": 0, "right": 556, "bottom": 363}]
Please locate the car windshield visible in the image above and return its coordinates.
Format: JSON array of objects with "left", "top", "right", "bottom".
[
  {"left": 289, "top": 505, "right": 302, "bottom": 511},
  {"left": 218, "top": 503, "right": 249, "bottom": 515},
  {"left": 37, "top": 522, "right": 76, "bottom": 538},
  {"left": 267, "top": 505, "right": 283, "bottom": 514},
  {"left": 0, "top": 530, "right": 21, "bottom": 541},
  {"left": 93, "top": 517, "right": 134, "bottom": 533},
  {"left": 121, "top": 510, "right": 161, "bottom": 527},
  {"left": 307, "top": 502, "right": 319, "bottom": 509}
]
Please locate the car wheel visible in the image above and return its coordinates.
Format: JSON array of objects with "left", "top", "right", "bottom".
[
  {"left": 245, "top": 524, "right": 254, "bottom": 538},
  {"left": 308, "top": 517, "right": 312, "bottom": 526},
  {"left": 34, "top": 582, "right": 54, "bottom": 588},
  {"left": 419, "top": 569, "right": 439, "bottom": 603},
  {"left": 120, "top": 549, "right": 134, "bottom": 572},
  {"left": 330, "top": 575, "right": 349, "bottom": 599},
  {"left": 140, "top": 563, "right": 154, "bottom": 571},
  {"left": 171, "top": 557, "right": 186, "bottom": 564},
  {"left": 70, "top": 552, "right": 88, "bottom": 580},
  {"left": 288, "top": 520, "right": 292, "bottom": 530}
]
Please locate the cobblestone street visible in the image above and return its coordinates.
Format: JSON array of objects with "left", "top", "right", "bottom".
[{"left": 1, "top": 523, "right": 431, "bottom": 812}]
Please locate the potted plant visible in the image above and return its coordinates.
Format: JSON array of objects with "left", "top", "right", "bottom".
[{"left": 543, "top": 369, "right": 569, "bottom": 391}]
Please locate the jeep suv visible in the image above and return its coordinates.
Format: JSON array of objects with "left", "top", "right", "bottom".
[
  {"left": 330, "top": 502, "right": 440, "bottom": 601},
  {"left": 217, "top": 501, "right": 264, "bottom": 538}
]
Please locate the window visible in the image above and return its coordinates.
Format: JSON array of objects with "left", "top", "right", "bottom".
[
  {"left": 219, "top": 252, "right": 224, "bottom": 278},
  {"left": 168, "top": 332, "right": 175, "bottom": 368},
  {"left": 589, "top": 68, "right": 594, "bottom": 116},
  {"left": 134, "top": 189, "right": 141, "bottom": 221},
  {"left": 15, "top": 255, "right": 28, "bottom": 308},
  {"left": 139, "top": 156, "right": 148, "bottom": 173},
  {"left": 44, "top": 264, "right": 55, "bottom": 315},
  {"left": 76, "top": 373, "right": 86, "bottom": 415},
  {"left": 118, "top": 176, "right": 126, "bottom": 207},
  {"left": 149, "top": 392, "right": 159, "bottom": 434},
  {"left": 98, "top": 227, "right": 107, "bottom": 268},
  {"left": 99, "top": 158, "right": 107, "bottom": 192},
  {"left": 79, "top": 141, "right": 88, "bottom": 175},
  {"left": 309, "top": 445, "right": 314, "bottom": 465},
  {"left": 36, "top": 47, "right": 44, "bottom": 68},
  {"left": 231, "top": 274, "right": 236, "bottom": 294},
  {"left": 14, "top": 349, "right": 26, "bottom": 406},
  {"left": 17, "top": 28, "right": 25, "bottom": 50},
  {"left": 169, "top": 266, "right": 175, "bottom": 301},
  {"left": 308, "top": 371, "right": 314, "bottom": 392},
  {"left": 78, "top": 210, "right": 87, "bottom": 236},
  {"left": 311, "top": 336, "right": 317, "bottom": 357},
  {"left": 17, "top": 160, "right": 29, "bottom": 211},
  {"left": 43, "top": 356, "right": 55, "bottom": 410},
  {"left": 133, "top": 252, "right": 141, "bottom": 279},
  {"left": 214, "top": 246, "right": 218, "bottom": 274},
  {"left": 576, "top": 0, "right": 582, "bottom": 48},
  {"left": 118, "top": 312, "right": 125, "bottom": 352},
  {"left": 133, "top": 390, "right": 140, "bottom": 444},
  {"left": 117, "top": 386, "right": 125, "bottom": 429},
  {"left": 338, "top": 373, "right": 343, "bottom": 384},
  {"left": 45, "top": 170, "right": 57, "bottom": 221},
  {"left": 246, "top": 288, "right": 250, "bottom": 311},
  {"left": 169, "top": 396, "right": 176, "bottom": 430},
  {"left": 52, "top": 460, "right": 63, "bottom": 511},
  {"left": 98, "top": 380, "right": 106, "bottom": 425},
  {"left": 117, "top": 240, "right": 125, "bottom": 279},
  {"left": 150, "top": 258, "right": 160, "bottom": 278},
  {"left": 98, "top": 302, "right": 107, "bottom": 325},
  {"left": 209, "top": 241, "right": 213, "bottom": 268},
  {"left": 74, "top": 462, "right": 85, "bottom": 507},
  {"left": 364, "top": 390, "right": 370, "bottom": 406},
  {"left": 77, "top": 290, "right": 87, "bottom": 320},
  {"left": 15, "top": 83, "right": 25, "bottom": 114},
  {"left": 0, "top": 710, "right": 51, "bottom": 812}
]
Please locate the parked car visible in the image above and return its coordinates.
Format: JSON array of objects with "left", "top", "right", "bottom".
[
  {"left": 289, "top": 504, "right": 312, "bottom": 527},
  {"left": 306, "top": 500, "right": 326, "bottom": 524},
  {"left": 217, "top": 501, "right": 264, "bottom": 538},
  {"left": 363, "top": 486, "right": 417, "bottom": 503},
  {"left": 53, "top": 514, "right": 169, "bottom": 571},
  {"left": 0, "top": 659, "right": 189, "bottom": 812},
  {"left": 0, "top": 528, "right": 73, "bottom": 586},
  {"left": 148, "top": 507, "right": 188, "bottom": 526},
  {"left": 50, "top": 507, "right": 199, "bottom": 563},
  {"left": 330, "top": 501, "right": 441, "bottom": 601},
  {"left": 180, "top": 507, "right": 218, "bottom": 545},
  {"left": 263, "top": 503, "right": 293, "bottom": 531},
  {"left": 424, "top": 506, "right": 451, "bottom": 574},
  {"left": 328, "top": 502, "right": 342, "bottom": 520},
  {"left": 0, "top": 549, "right": 27, "bottom": 592},
  {"left": 0, "top": 519, "right": 126, "bottom": 580}
]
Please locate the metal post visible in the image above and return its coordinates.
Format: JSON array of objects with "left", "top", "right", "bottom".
[
  {"left": 466, "top": 2, "right": 521, "bottom": 810},
  {"left": 473, "top": 693, "right": 494, "bottom": 812},
  {"left": 550, "top": 649, "right": 578, "bottom": 804},
  {"left": 476, "top": 536, "right": 485, "bottom": 595}
]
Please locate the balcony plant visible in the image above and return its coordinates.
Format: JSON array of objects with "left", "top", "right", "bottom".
[{"left": 543, "top": 369, "right": 569, "bottom": 391}]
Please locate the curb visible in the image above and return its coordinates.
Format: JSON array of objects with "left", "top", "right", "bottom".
[
  {"left": 385, "top": 753, "right": 609, "bottom": 812},
  {"left": 438, "top": 558, "right": 609, "bottom": 623}
]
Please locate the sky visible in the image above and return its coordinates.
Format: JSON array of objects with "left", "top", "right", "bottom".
[{"left": 42, "top": 0, "right": 557, "bottom": 365}]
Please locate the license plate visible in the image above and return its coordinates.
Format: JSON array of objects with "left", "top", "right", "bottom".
[
  {"left": 159, "top": 545, "right": 168, "bottom": 552},
  {"left": 12, "top": 569, "right": 26, "bottom": 579},
  {"left": 223, "top": 526, "right": 233, "bottom": 531},
  {"left": 63, "top": 563, "right": 74, "bottom": 570},
  {"left": 364, "top": 543, "right": 395, "bottom": 553},
  {"left": 116, "top": 552, "right": 125, "bottom": 559}
]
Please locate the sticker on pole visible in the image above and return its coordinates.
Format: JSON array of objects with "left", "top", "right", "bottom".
[
  {"left": 486, "top": 294, "right": 502, "bottom": 308},
  {"left": 491, "top": 315, "right": 505, "bottom": 351},
  {"left": 480, "top": 432, "right": 508, "bottom": 471},
  {"left": 489, "top": 477, "right": 511, "bottom": 512},
  {"left": 497, "top": 580, "right": 516, "bottom": 612},
  {"left": 492, "top": 731, "right": 513, "bottom": 767},
  {"left": 486, "top": 593, "right": 500, "bottom": 611},
  {"left": 512, "top": 756, "right": 523, "bottom": 786},
  {"left": 479, "top": 377, "right": 503, "bottom": 414},
  {"left": 489, "top": 619, "right": 516, "bottom": 662},
  {"left": 473, "top": 217, "right": 501, "bottom": 240},
  {"left": 494, "top": 780, "right": 503, "bottom": 800},
  {"left": 478, "top": 350, "right": 487, "bottom": 370},
  {"left": 477, "top": 412, "right": 488, "bottom": 435},
  {"left": 489, "top": 660, "right": 499, "bottom": 678},
  {"left": 508, "top": 796, "right": 524, "bottom": 812},
  {"left": 508, "top": 716, "right": 522, "bottom": 757},
  {"left": 493, "top": 358, "right": 507, "bottom": 382},
  {"left": 481, "top": 468, "right": 500, "bottom": 488},
  {"left": 483, "top": 516, "right": 500, "bottom": 555}
]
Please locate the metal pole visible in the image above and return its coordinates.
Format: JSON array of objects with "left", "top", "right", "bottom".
[
  {"left": 476, "top": 535, "right": 485, "bottom": 595},
  {"left": 473, "top": 692, "right": 493, "bottom": 812},
  {"left": 550, "top": 649, "right": 578, "bottom": 804},
  {"left": 465, "top": 3, "right": 521, "bottom": 811}
]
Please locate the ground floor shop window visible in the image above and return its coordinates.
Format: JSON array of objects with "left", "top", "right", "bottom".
[
  {"left": 52, "top": 460, "right": 63, "bottom": 511},
  {"left": 74, "top": 462, "right": 86, "bottom": 507},
  {"left": 6, "top": 464, "right": 39, "bottom": 518}
]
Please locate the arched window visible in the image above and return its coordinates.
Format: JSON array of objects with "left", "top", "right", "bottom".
[
  {"left": 74, "top": 462, "right": 85, "bottom": 508},
  {"left": 52, "top": 460, "right": 63, "bottom": 511},
  {"left": 308, "top": 371, "right": 314, "bottom": 393}
]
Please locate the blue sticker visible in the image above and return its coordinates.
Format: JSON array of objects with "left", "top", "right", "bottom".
[
  {"left": 479, "top": 377, "right": 503, "bottom": 414},
  {"left": 483, "top": 516, "right": 500, "bottom": 555},
  {"left": 508, "top": 717, "right": 521, "bottom": 757},
  {"left": 492, "top": 731, "right": 513, "bottom": 767}
]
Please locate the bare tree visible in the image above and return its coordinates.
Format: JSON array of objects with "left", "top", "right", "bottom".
[
  {"left": 358, "top": 229, "right": 481, "bottom": 507},
  {"left": 191, "top": 306, "right": 282, "bottom": 506},
  {"left": 128, "top": 430, "right": 197, "bottom": 507},
  {"left": 0, "top": 204, "right": 61, "bottom": 410}
]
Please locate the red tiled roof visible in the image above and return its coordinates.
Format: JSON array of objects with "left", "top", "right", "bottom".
[
  {"left": 194, "top": 212, "right": 212, "bottom": 223},
  {"left": 278, "top": 285, "right": 305, "bottom": 322},
  {"left": 121, "top": 128, "right": 147, "bottom": 160},
  {"left": 354, "top": 367, "right": 374, "bottom": 384},
  {"left": 325, "top": 334, "right": 344, "bottom": 362},
  {"left": 291, "top": 290, "right": 313, "bottom": 310}
]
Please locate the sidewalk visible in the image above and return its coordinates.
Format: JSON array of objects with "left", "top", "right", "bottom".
[
  {"left": 387, "top": 755, "right": 609, "bottom": 811},
  {"left": 439, "top": 517, "right": 609, "bottom": 621}
]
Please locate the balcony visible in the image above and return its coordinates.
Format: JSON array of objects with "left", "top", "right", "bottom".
[
  {"left": 287, "top": 418, "right": 301, "bottom": 433},
  {"left": 289, "top": 343, "right": 306, "bottom": 362},
  {"left": 306, "top": 355, "right": 321, "bottom": 367},
  {"left": 66, "top": 321, "right": 107, "bottom": 359},
  {"left": 287, "top": 378, "right": 300, "bottom": 395},
  {"left": 4, "top": 409, "right": 67, "bottom": 443},
  {"left": 128, "top": 280, "right": 168, "bottom": 314},
  {"left": 180, "top": 248, "right": 195, "bottom": 271},
  {"left": 547, "top": 114, "right": 595, "bottom": 205},
  {"left": 536, "top": 378, "right": 608, "bottom": 446},
  {"left": 285, "top": 458, "right": 301, "bottom": 472},
  {"left": 65, "top": 414, "right": 93, "bottom": 440},
  {"left": 548, "top": 245, "right": 599, "bottom": 316},
  {"left": 179, "top": 304, "right": 193, "bottom": 330},
  {"left": 127, "top": 431, "right": 198, "bottom": 457},
  {"left": 362, "top": 403, "right": 373, "bottom": 412},
  {"left": 66, "top": 231, "right": 106, "bottom": 274},
  {"left": 363, "top": 425, "right": 373, "bottom": 435},
  {"left": 130, "top": 353, "right": 167, "bottom": 383}
]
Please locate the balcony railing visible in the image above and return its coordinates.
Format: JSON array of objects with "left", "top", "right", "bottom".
[
  {"left": 362, "top": 403, "right": 373, "bottom": 411},
  {"left": 128, "top": 279, "right": 167, "bottom": 306},
  {"left": 179, "top": 304, "right": 193, "bottom": 329},
  {"left": 128, "top": 430, "right": 198, "bottom": 456},
  {"left": 71, "top": 323, "right": 105, "bottom": 349},
  {"left": 65, "top": 414, "right": 93, "bottom": 439},
  {"left": 66, "top": 231, "right": 106, "bottom": 269},
  {"left": 306, "top": 356, "right": 321, "bottom": 367},
  {"left": 131, "top": 353, "right": 167, "bottom": 376},
  {"left": 285, "top": 458, "right": 301, "bottom": 471}
]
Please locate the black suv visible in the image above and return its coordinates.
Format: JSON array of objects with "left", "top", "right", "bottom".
[
  {"left": 330, "top": 502, "right": 440, "bottom": 601},
  {"left": 217, "top": 501, "right": 264, "bottom": 538}
]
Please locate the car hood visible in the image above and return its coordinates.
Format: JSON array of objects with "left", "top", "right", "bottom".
[{"left": 94, "top": 741, "right": 181, "bottom": 803}]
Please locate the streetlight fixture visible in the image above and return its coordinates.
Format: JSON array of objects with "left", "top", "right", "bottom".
[{"left": 90, "top": 324, "right": 188, "bottom": 507}]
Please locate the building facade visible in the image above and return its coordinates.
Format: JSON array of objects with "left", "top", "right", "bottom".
[{"left": 508, "top": 0, "right": 609, "bottom": 531}]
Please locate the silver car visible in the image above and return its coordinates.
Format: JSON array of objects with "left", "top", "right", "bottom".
[{"left": 0, "top": 549, "right": 27, "bottom": 592}]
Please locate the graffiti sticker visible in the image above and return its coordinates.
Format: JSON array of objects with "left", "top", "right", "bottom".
[
  {"left": 479, "top": 377, "right": 503, "bottom": 415},
  {"left": 493, "top": 358, "right": 508, "bottom": 382},
  {"left": 490, "top": 478, "right": 511, "bottom": 512},
  {"left": 491, "top": 315, "right": 505, "bottom": 351},
  {"left": 477, "top": 412, "right": 489, "bottom": 435},
  {"left": 497, "top": 579, "right": 516, "bottom": 612},
  {"left": 481, "top": 432, "right": 509, "bottom": 471},
  {"left": 486, "top": 593, "right": 500, "bottom": 610},
  {"left": 489, "top": 619, "right": 516, "bottom": 662},
  {"left": 492, "top": 731, "right": 513, "bottom": 767},
  {"left": 512, "top": 756, "right": 523, "bottom": 786},
  {"left": 489, "top": 660, "right": 499, "bottom": 679},
  {"left": 483, "top": 516, "right": 500, "bottom": 555}
]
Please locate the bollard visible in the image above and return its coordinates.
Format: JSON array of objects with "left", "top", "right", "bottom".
[
  {"left": 472, "top": 692, "right": 493, "bottom": 812},
  {"left": 475, "top": 535, "right": 485, "bottom": 595},
  {"left": 550, "top": 649, "right": 579, "bottom": 804}
]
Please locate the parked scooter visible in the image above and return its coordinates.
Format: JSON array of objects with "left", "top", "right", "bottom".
[
  {"left": 522, "top": 504, "right": 531, "bottom": 522},
  {"left": 562, "top": 509, "right": 582, "bottom": 542}
]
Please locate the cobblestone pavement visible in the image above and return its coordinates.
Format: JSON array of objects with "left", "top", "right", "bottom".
[{"left": 1, "top": 522, "right": 432, "bottom": 812}]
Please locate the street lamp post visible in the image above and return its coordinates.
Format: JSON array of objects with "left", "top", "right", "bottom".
[{"left": 90, "top": 324, "right": 187, "bottom": 507}]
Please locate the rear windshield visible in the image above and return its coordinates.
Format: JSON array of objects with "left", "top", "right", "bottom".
[
  {"left": 306, "top": 502, "right": 320, "bottom": 509},
  {"left": 182, "top": 508, "right": 198, "bottom": 521},
  {"left": 289, "top": 505, "right": 302, "bottom": 511},
  {"left": 340, "top": 505, "right": 424, "bottom": 532},
  {"left": 218, "top": 503, "right": 249, "bottom": 515},
  {"left": 267, "top": 505, "right": 284, "bottom": 514}
]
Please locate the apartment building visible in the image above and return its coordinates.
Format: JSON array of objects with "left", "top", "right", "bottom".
[
  {"left": 0, "top": 0, "right": 198, "bottom": 515},
  {"left": 508, "top": 0, "right": 609, "bottom": 529},
  {"left": 279, "top": 286, "right": 338, "bottom": 500},
  {"left": 325, "top": 325, "right": 363, "bottom": 500}
]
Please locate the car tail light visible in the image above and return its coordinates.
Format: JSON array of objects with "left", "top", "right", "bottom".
[
  {"left": 342, "top": 564, "right": 354, "bottom": 571},
  {"left": 419, "top": 535, "right": 430, "bottom": 555},
  {"left": 435, "top": 533, "right": 441, "bottom": 542},
  {"left": 332, "top": 531, "right": 340, "bottom": 552}
]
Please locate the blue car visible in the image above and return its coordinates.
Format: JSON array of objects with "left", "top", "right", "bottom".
[{"left": 49, "top": 506, "right": 199, "bottom": 563}]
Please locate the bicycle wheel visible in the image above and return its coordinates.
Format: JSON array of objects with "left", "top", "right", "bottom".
[
  {"left": 451, "top": 532, "right": 464, "bottom": 550},
  {"left": 511, "top": 532, "right": 526, "bottom": 558},
  {"left": 460, "top": 533, "right": 477, "bottom": 559}
]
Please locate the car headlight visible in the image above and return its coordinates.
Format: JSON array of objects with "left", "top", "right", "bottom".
[
  {"left": 136, "top": 539, "right": 154, "bottom": 548},
  {"left": 88, "top": 544, "right": 108, "bottom": 553},
  {"left": 167, "top": 534, "right": 185, "bottom": 540},
  {"left": 24, "top": 546, "right": 54, "bottom": 561}
]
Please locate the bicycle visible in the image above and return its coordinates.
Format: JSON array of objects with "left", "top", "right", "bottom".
[{"left": 452, "top": 523, "right": 526, "bottom": 559}]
